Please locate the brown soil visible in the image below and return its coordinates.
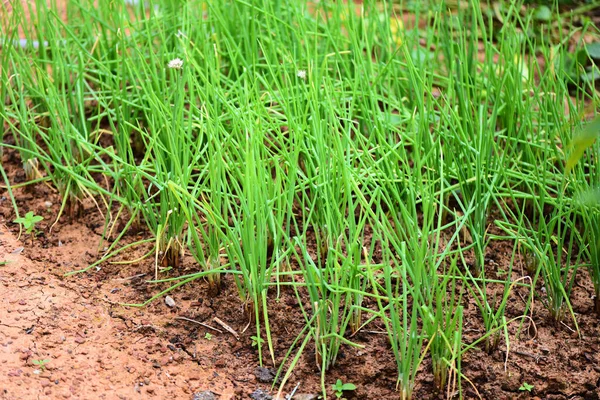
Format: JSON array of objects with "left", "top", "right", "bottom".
[{"left": 0, "top": 149, "right": 600, "bottom": 400}]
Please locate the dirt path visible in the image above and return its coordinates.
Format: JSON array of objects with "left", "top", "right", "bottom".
[{"left": 0, "top": 226, "right": 239, "bottom": 400}]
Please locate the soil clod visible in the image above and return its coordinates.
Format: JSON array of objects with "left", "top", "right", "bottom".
[
  {"left": 255, "top": 366, "right": 277, "bottom": 383},
  {"left": 250, "top": 389, "right": 273, "bottom": 400}
]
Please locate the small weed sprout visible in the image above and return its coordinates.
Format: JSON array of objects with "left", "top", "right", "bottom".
[
  {"left": 204, "top": 332, "right": 213, "bottom": 341},
  {"left": 32, "top": 359, "right": 50, "bottom": 372},
  {"left": 332, "top": 379, "right": 356, "bottom": 399},
  {"left": 250, "top": 335, "right": 264, "bottom": 348},
  {"left": 14, "top": 211, "right": 43, "bottom": 244},
  {"left": 519, "top": 382, "right": 534, "bottom": 392}
]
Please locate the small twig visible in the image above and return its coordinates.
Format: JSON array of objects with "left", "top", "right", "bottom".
[
  {"left": 213, "top": 317, "right": 239, "bottom": 340},
  {"left": 242, "top": 318, "right": 252, "bottom": 334},
  {"left": 513, "top": 350, "right": 547, "bottom": 364},
  {"left": 285, "top": 382, "right": 301, "bottom": 400},
  {"left": 175, "top": 316, "right": 223, "bottom": 334},
  {"left": 241, "top": 301, "right": 252, "bottom": 334},
  {"left": 513, "top": 350, "right": 537, "bottom": 360},
  {"left": 560, "top": 320, "right": 576, "bottom": 334},
  {"left": 359, "top": 330, "right": 387, "bottom": 335}
]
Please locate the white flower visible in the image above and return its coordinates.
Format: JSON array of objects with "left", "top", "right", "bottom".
[
  {"left": 168, "top": 58, "right": 184, "bottom": 69},
  {"left": 297, "top": 69, "right": 306, "bottom": 80}
]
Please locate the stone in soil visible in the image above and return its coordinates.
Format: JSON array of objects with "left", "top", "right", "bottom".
[
  {"left": 165, "top": 296, "right": 176, "bottom": 308},
  {"left": 192, "top": 391, "right": 217, "bottom": 400},
  {"left": 255, "top": 366, "right": 277, "bottom": 383},
  {"left": 250, "top": 389, "right": 273, "bottom": 400}
]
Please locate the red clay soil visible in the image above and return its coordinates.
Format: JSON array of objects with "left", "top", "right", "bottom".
[{"left": 0, "top": 180, "right": 397, "bottom": 400}]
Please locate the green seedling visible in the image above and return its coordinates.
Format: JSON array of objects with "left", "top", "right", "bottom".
[
  {"left": 32, "top": 359, "right": 50, "bottom": 372},
  {"left": 332, "top": 379, "right": 356, "bottom": 399},
  {"left": 519, "top": 382, "right": 533, "bottom": 392},
  {"left": 204, "top": 332, "right": 213, "bottom": 341},
  {"left": 14, "top": 212, "right": 44, "bottom": 244},
  {"left": 250, "top": 335, "right": 264, "bottom": 348}
]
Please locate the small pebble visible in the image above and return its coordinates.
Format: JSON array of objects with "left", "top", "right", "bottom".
[
  {"left": 250, "top": 389, "right": 273, "bottom": 400},
  {"left": 293, "top": 395, "right": 319, "bottom": 400},
  {"left": 165, "top": 296, "right": 176, "bottom": 308},
  {"left": 255, "top": 366, "right": 276, "bottom": 383},
  {"left": 192, "top": 391, "right": 216, "bottom": 400}
]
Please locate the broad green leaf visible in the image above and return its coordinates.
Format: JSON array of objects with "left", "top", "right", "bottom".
[
  {"left": 566, "top": 115, "right": 600, "bottom": 173},
  {"left": 586, "top": 42, "right": 600, "bottom": 60},
  {"left": 575, "top": 187, "right": 600, "bottom": 207},
  {"left": 533, "top": 6, "right": 552, "bottom": 22},
  {"left": 581, "top": 65, "right": 600, "bottom": 83}
]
